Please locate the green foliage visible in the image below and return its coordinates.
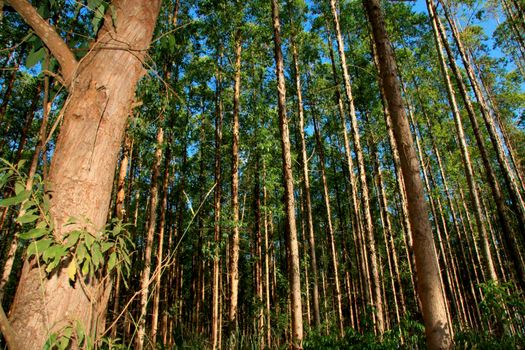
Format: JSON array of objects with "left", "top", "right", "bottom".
[
  {"left": 455, "top": 282, "right": 525, "bottom": 348},
  {"left": 0, "top": 159, "right": 134, "bottom": 283}
]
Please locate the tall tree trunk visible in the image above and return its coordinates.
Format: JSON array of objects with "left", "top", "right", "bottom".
[
  {"left": 329, "top": 0, "right": 384, "bottom": 334},
  {"left": 8, "top": 1, "right": 161, "bottom": 348},
  {"left": 326, "top": 34, "right": 371, "bottom": 315},
  {"left": 363, "top": 0, "right": 453, "bottom": 347},
  {"left": 271, "top": 0, "right": 303, "bottom": 346},
  {"left": 212, "top": 56, "right": 224, "bottom": 350},
  {"left": 115, "top": 132, "right": 132, "bottom": 220},
  {"left": 312, "top": 111, "right": 344, "bottom": 336},
  {"left": 291, "top": 38, "right": 321, "bottom": 328},
  {"left": 438, "top": 0, "right": 525, "bottom": 230},
  {"left": 151, "top": 143, "right": 171, "bottom": 342},
  {"left": 431, "top": 0, "right": 525, "bottom": 289},
  {"left": 426, "top": 0, "right": 498, "bottom": 282},
  {"left": 136, "top": 124, "right": 164, "bottom": 350},
  {"left": 229, "top": 29, "right": 242, "bottom": 334},
  {"left": 263, "top": 164, "right": 272, "bottom": 348}
]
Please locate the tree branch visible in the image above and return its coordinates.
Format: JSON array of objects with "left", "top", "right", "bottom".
[
  {"left": 0, "top": 304, "right": 20, "bottom": 350},
  {"left": 8, "top": 0, "right": 78, "bottom": 86}
]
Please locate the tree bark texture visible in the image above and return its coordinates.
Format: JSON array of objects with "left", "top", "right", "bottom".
[{"left": 8, "top": 1, "right": 161, "bottom": 348}]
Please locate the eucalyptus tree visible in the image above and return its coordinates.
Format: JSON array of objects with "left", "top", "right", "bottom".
[
  {"left": 364, "top": 0, "right": 453, "bottom": 347},
  {"left": 4, "top": 1, "right": 161, "bottom": 348}
]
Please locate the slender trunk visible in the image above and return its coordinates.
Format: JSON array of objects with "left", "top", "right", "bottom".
[
  {"left": 426, "top": 0, "right": 497, "bottom": 282},
  {"left": 254, "top": 156, "right": 264, "bottom": 348},
  {"left": 151, "top": 143, "right": 171, "bottom": 342},
  {"left": 312, "top": 111, "right": 344, "bottom": 336},
  {"left": 364, "top": 0, "right": 452, "bottom": 347},
  {"left": 326, "top": 34, "right": 371, "bottom": 315},
  {"left": 271, "top": 0, "right": 303, "bottom": 346},
  {"left": 263, "top": 165, "right": 272, "bottom": 348},
  {"left": 115, "top": 133, "right": 132, "bottom": 220},
  {"left": 212, "top": 58, "right": 224, "bottom": 350},
  {"left": 438, "top": 0, "right": 525, "bottom": 230},
  {"left": 136, "top": 124, "right": 164, "bottom": 350},
  {"left": 229, "top": 29, "right": 242, "bottom": 333},
  {"left": 329, "top": 0, "right": 383, "bottom": 333},
  {"left": 291, "top": 38, "right": 321, "bottom": 328},
  {"left": 431, "top": 1, "right": 525, "bottom": 289}
]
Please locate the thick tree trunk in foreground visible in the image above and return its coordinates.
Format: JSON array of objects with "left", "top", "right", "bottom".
[
  {"left": 363, "top": 0, "right": 452, "bottom": 348},
  {"left": 8, "top": 1, "right": 161, "bottom": 348},
  {"left": 271, "top": 0, "right": 303, "bottom": 347}
]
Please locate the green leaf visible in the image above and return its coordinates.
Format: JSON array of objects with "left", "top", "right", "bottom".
[
  {"left": 0, "top": 190, "right": 31, "bottom": 207},
  {"left": 92, "top": 243, "right": 103, "bottom": 267},
  {"left": 16, "top": 214, "right": 39, "bottom": 224},
  {"left": 14, "top": 181, "right": 25, "bottom": 195},
  {"left": 26, "top": 47, "right": 46, "bottom": 68},
  {"left": 108, "top": 252, "right": 117, "bottom": 272},
  {"left": 92, "top": 4, "right": 106, "bottom": 33},
  {"left": 81, "top": 258, "right": 91, "bottom": 275},
  {"left": 64, "top": 231, "right": 81, "bottom": 249},
  {"left": 100, "top": 241, "right": 113, "bottom": 253},
  {"left": 26, "top": 239, "right": 52, "bottom": 257},
  {"left": 84, "top": 233, "right": 95, "bottom": 247},
  {"left": 67, "top": 258, "right": 77, "bottom": 281},
  {"left": 76, "top": 321, "right": 85, "bottom": 345},
  {"left": 18, "top": 227, "right": 47, "bottom": 240},
  {"left": 87, "top": 0, "right": 102, "bottom": 9},
  {"left": 109, "top": 4, "right": 117, "bottom": 27},
  {"left": 76, "top": 244, "right": 87, "bottom": 263},
  {"left": 45, "top": 258, "right": 60, "bottom": 273}
]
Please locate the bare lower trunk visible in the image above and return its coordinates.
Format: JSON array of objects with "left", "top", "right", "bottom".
[
  {"left": 291, "top": 39, "right": 321, "bottom": 328},
  {"left": 212, "top": 60, "right": 224, "bottom": 349},
  {"left": 329, "top": 0, "right": 383, "bottom": 333},
  {"left": 151, "top": 144, "right": 171, "bottom": 342},
  {"left": 8, "top": 2, "right": 161, "bottom": 348},
  {"left": 271, "top": 0, "right": 303, "bottom": 346},
  {"left": 312, "top": 112, "right": 344, "bottom": 336},
  {"left": 229, "top": 30, "right": 242, "bottom": 333},
  {"left": 136, "top": 125, "right": 164, "bottom": 350},
  {"left": 364, "top": 0, "right": 452, "bottom": 347}
]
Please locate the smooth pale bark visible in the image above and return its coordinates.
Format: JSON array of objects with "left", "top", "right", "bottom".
[
  {"left": 271, "top": 0, "right": 303, "bottom": 346},
  {"left": 229, "top": 30, "right": 242, "bottom": 333},
  {"left": 431, "top": 1, "right": 525, "bottom": 289},
  {"left": 426, "top": 0, "right": 498, "bottom": 282},
  {"left": 212, "top": 60, "right": 223, "bottom": 350},
  {"left": 312, "top": 112, "right": 344, "bottom": 336},
  {"left": 151, "top": 144, "right": 171, "bottom": 342},
  {"left": 263, "top": 165, "right": 272, "bottom": 348},
  {"left": 329, "top": 0, "right": 383, "bottom": 333},
  {"left": 115, "top": 133, "right": 132, "bottom": 220},
  {"left": 363, "top": 0, "right": 452, "bottom": 347},
  {"left": 326, "top": 35, "right": 371, "bottom": 313},
  {"left": 136, "top": 125, "right": 164, "bottom": 350},
  {"left": 438, "top": 0, "right": 525, "bottom": 229},
  {"left": 291, "top": 38, "right": 321, "bottom": 328}
]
